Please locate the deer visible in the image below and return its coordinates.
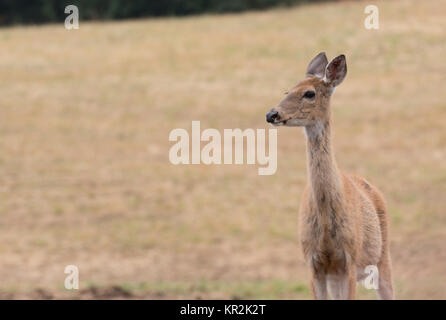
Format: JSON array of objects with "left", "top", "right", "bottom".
[{"left": 266, "top": 52, "right": 394, "bottom": 300}]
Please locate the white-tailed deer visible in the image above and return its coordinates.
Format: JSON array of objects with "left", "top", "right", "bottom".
[{"left": 266, "top": 53, "right": 394, "bottom": 300}]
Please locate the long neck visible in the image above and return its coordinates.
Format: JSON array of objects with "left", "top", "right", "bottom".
[{"left": 304, "top": 118, "right": 343, "bottom": 211}]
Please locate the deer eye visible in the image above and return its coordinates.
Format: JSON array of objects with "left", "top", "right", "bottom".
[{"left": 303, "top": 90, "right": 315, "bottom": 99}]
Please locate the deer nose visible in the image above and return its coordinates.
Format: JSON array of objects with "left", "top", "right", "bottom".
[{"left": 266, "top": 110, "right": 279, "bottom": 123}]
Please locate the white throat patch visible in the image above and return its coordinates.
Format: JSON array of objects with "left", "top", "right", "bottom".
[{"left": 304, "top": 121, "right": 325, "bottom": 140}]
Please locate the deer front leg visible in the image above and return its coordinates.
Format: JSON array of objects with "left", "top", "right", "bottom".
[
  {"left": 327, "top": 268, "right": 357, "bottom": 300},
  {"left": 310, "top": 273, "right": 328, "bottom": 300}
]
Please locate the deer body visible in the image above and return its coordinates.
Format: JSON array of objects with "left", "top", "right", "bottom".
[{"left": 266, "top": 53, "right": 393, "bottom": 299}]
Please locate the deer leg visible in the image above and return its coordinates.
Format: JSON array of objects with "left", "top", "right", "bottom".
[
  {"left": 327, "top": 268, "right": 357, "bottom": 300},
  {"left": 348, "top": 268, "right": 357, "bottom": 299},
  {"left": 376, "top": 252, "right": 394, "bottom": 300},
  {"left": 310, "top": 273, "right": 328, "bottom": 300}
]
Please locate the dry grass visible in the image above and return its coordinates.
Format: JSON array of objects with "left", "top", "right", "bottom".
[{"left": 0, "top": 0, "right": 445, "bottom": 299}]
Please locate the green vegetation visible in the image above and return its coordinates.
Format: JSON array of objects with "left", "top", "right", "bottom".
[{"left": 0, "top": 0, "right": 329, "bottom": 25}]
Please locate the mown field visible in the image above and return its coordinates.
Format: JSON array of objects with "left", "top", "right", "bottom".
[{"left": 0, "top": 0, "right": 445, "bottom": 299}]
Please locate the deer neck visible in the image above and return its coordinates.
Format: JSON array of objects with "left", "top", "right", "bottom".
[{"left": 304, "top": 118, "right": 343, "bottom": 212}]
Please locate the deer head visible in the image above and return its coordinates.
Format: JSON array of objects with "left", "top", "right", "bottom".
[{"left": 266, "top": 52, "right": 347, "bottom": 127}]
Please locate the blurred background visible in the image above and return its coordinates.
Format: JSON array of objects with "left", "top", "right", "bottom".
[{"left": 0, "top": 0, "right": 445, "bottom": 299}]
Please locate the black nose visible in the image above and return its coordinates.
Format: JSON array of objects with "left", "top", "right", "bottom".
[{"left": 266, "top": 110, "right": 279, "bottom": 123}]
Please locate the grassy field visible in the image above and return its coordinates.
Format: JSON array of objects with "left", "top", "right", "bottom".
[{"left": 0, "top": 0, "right": 445, "bottom": 299}]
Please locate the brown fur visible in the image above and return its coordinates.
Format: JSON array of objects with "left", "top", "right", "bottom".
[{"left": 267, "top": 53, "right": 394, "bottom": 299}]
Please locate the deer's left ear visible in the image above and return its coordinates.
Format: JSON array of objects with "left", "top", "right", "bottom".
[{"left": 324, "top": 54, "right": 347, "bottom": 87}]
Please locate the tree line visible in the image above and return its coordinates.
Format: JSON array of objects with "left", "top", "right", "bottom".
[{"left": 0, "top": 0, "right": 329, "bottom": 25}]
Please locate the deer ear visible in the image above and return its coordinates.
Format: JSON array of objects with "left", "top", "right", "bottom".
[
  {"left": 324, "top": 54, "right": 347, "bottom": 87},
  {"left": 306, "top": 52, "right": 328, "bottom": 78}
]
